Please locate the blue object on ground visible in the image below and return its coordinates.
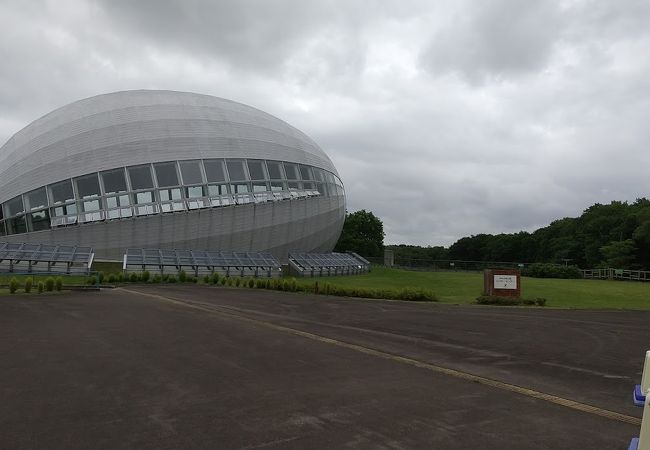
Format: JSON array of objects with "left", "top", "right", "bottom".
[
  {"left": 634, "top": 384, "right": 646, "bottom": 407},
  {"left": 628, "top": 437, "right": 638, "bottom": 450}
]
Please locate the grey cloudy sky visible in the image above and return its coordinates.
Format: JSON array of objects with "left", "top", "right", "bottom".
[{"left": 1, "top": 0, "right": 649, "bottom": 246}]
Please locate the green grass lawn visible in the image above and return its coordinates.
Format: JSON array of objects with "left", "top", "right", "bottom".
[
  {"left": 3, "top": 265, "right": 649, "bottom": 309},
  {"left": 296, "top": 266, "right": 650, "bottom": 309}
]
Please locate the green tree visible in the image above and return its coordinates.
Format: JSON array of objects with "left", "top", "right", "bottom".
[
  {"left": 600, "top": 239, "right": 636, "bottom": 268},
  {"left": 334, "top": 210, "right": 385, "bottom": 257}
]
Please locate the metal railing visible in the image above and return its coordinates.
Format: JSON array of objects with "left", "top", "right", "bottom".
[{"left": 581, "top": 268, "right": 650, "bottom": 281}]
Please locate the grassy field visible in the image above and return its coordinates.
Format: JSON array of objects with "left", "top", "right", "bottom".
[
  {"left": 2, "top": 265, "right": 649, "bottom": 309},
  {"left": 296, "top": 266, "right": 650, "bottom": 309}
]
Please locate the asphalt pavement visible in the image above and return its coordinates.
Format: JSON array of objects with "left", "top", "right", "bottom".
[{"left": 1, "top": 285, "right": 646, "bottom": 449}]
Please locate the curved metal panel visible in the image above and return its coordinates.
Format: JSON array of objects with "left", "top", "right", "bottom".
[{"left": 0, "top": 90, "right": 338, "bottom": 203}]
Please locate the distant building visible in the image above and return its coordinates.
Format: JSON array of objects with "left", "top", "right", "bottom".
[{"left": 0, "top": 90, "right": 345, "bottom": 260}]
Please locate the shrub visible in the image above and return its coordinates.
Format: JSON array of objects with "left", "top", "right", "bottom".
[
  {"left": 98, "top": 272, "right": 105, "bottom": 284},
  {"left": 396, "top": 288, "right": 437, "bottom": 302},
  {"left": 203, "top": 274, "right": 211, "bottom": 284},
  {"left": 152, "top": 274, "right": 162, "bottom": 283},
  {"left": 86, "top": 276, "right": 95, "bottom": 285},
  {"left": 220, "top": 277, "right": 227, "bottom": 286},
  {"left": 248, "top": 278, "right": 255, "bottom": 288},
  {"left": 168, "top": 275, "right": 177, "bottom": 283},
  {"left": 313, "top": 281, "right": 319, "bottom": 294},
  {"left": 178, "top": 270, "right": 187, "bottom": 283},
  {"left": 45, "top": 277, "right": 55, "bottom": 292},
  {"left": 234, "top": 277, "right": 241, "bottom": 287},
  {"left": 282, "top": 280, "right": 290, "bottom": 291},
  {"left": 211, "top": 273, "right": 220, "bottom": 285},
  {"left": 37, "top": 281, "right": 44, "bottom": 293},
  {"left": 117, "top": 273, "right": 124, "bottom": 282},
  {"left": 24, "top": 278, "right": 33, "bottom": 293},
  {"left": 192, "top": 276, "right": 198, "bottom": 283},
  {"left": 141, "top": 271, "right": 150, "bottom": 282},
  {"left": 9, "top": 277, "right": 18, "bottom": 294},
  {"left": 289, "top": 278, "right": 297, "bottom": 292},
  {"left": 255, "top": 279, "right": 264, "bottom": 289},
  {"left": 107, "top": 274, "right": 116, "bottom": 283},
  {"left": 55, "top": 277, "right": 63, "bottom": 291},
  {"left": 129, "top": 272, "right": 139, "bottom": 282},
  {"left": 522, "top": 263, "right": 581, "bottom": 279},
  {"left": 476, "top": 295, "right": 545, "bottom": 306},
  {"left": 162, "top": 274, "right": 169, "bottom": 282}
]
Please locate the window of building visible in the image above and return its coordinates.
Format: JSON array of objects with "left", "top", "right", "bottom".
[
  {"left": 29, "top": 210, "right": 50, "bottom": 231},
  {"left": 75, "top": 174, "right": 101, "bottom": 199},
  {"left": 101, "top": 168, "right": 128, "bottom": 194},
  {"left": 204, "top": 159, "right": 226, "bottom": 183},
  {"left": 6, "top": 216, "right": 26, "bottom": 235},
  {"left": 82, "top": 199, "right": 102, "bottom": 212},
  {"left": 135, "top": 191, "right": 154, "bottom": 204},
  {"left": 179, "top": 160, "right": 203, "bottom": 185},
  {"left": 154, "top": 162, "right": 179, "bottom": 188},
  {"left": 49, "top": 180, "right": 75, "bottom": 204},
  {"left": 186, "top": 186, "right": 205, "bottom": 198},
  {"left": 313, "top": 168, "right": 325, "bottom": 182},
  {"left": 270, "top": 181, "right": 285, "bottom": 192},
  {"left": 252, "top": 182, "right": 268, "bottom": 192},
  {"left": 4, "top": 195, "right": 24, "bottom": 217},
  {"left": 230, "top": 183, "right": 250, "bottom": 194},
  {"left": 226, "top": 160, "right": 247, "bottom": 181},
  {"left": 266, "top": 161, "right": 284, "bottom": 180},
  {"left": 284, "top": 163, "right": 300, "bottom": 180},
  {"left": 25, "top": 187, "right": 48, "bottom": 210},
  {"left": 128, "top": 165, "right": 154, "bottom": 190},
  {"left": 299, "top": 165, "right": 313, "bottom": 181},
  {"left": 52, "top": 203, "right": 77, "bottom": 217},
  {"left": 106, "top": 194, "right": 131, "bottom": 209},
  {"left": 247, "top": 160, "right": 266, "bottom": 180},
  {"left": 159, "top": 188, "right": 182, "bottom": 202},
  {"left": 207, "top": 184, "right": 229, "bottom": 197}
]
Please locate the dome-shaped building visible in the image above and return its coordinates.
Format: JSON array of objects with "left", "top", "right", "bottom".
[{"left": 0, "top": 90, "right": 345, "bottom": 260}]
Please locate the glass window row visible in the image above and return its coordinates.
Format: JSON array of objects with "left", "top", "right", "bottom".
[{"left": 0, "top": 159, "right": 344, "bottom": 236}]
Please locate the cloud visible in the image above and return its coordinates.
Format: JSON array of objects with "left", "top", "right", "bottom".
[
  {"left": 1, "top": 0, "right": 650, "bottom": 246},
  {"left": 419, "top": 0, "right": 564, "bottom": 83}
]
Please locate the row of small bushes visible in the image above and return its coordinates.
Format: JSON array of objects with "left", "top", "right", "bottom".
[
  {"left": 5, "top": 276, "right": 63, "bottom": 294},
  {"left": 476, "top": 295, "right": 546, "bottom": 306},
  {"left": 202, "top": 276, "right": 438, "bottom": 302},
  {"left": 87, "top": 270, "right": 438, "bottom": 302},
  {"left": 522, "top": 263, "right": 582, "bottom": 279},
  {"left": 86, "top": 270, "right": 200, "bottom": 285}
]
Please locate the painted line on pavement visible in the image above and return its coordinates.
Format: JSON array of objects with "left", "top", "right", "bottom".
[{"left": 120, "top": 287, "right": 641, "bottom": 426}]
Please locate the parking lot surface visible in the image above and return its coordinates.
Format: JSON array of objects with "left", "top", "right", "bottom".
[{"left": 1, "top": 285, "right": 646, "bottom": 449}]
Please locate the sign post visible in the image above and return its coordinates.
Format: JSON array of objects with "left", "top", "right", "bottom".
[{"left": 484, "top": 269, "right": 521, "bottom": 298}]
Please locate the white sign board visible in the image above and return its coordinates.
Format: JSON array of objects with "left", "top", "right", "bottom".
[{"left": 494, "top": 275, "right": 517, "bottom": 290}]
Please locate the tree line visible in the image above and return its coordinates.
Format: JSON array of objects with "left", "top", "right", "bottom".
[{"left": 387, "top": 199, "right": 650, "bottom": 269}]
